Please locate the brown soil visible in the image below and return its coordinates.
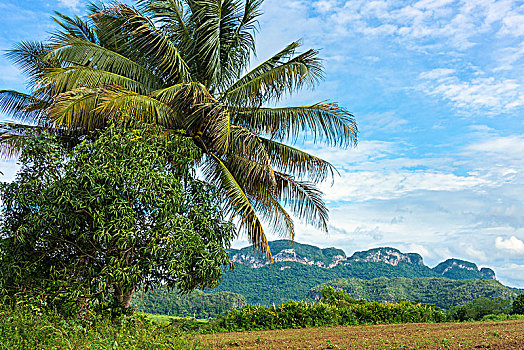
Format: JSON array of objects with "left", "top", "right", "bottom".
[{"left": 198, "top": 319, "right": 524, "bottom": 349}]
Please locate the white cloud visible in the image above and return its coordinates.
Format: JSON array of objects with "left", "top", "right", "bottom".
[
  {"left": 321, "top": 170, "right": 490, "bottom": 202},
  {"left": 58, "top": 0, "right": 82, "bottom": 10},
  {"left": 467, "top": 135, "right": 524, "bottom": 157},
  {"left": 418, "top": 71, "right": 524, "bottom": 113},
  {"left": 495, "top": 236, "right": 524, "bottom": 255},
  {"left": 463, "top": 244, "right": 488, "bottom": 262},
  {"left": 308, "top": 0, "right": 524, "bottom": 50},
  {"left": 405, "top": 243, "right": 434, "bottom": 259}
]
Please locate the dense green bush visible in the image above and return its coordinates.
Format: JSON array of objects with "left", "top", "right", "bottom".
[
  {"left": 513, "top": 295, "right": 524, "bottom": 315},
  {"left": 447, "top": 297, "right": 512, "bottom": 321},
  {"left": 213, "top": 287, "right": 445, "bottom": 331}
]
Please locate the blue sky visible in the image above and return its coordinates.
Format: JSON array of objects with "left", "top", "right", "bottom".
[{"left": 1, "top": 0, "right": 523, "bottom": 287}]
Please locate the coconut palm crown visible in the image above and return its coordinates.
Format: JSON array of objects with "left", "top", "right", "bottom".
[{"left": 0, "top": 0, "right": 357, "bottom": 260}]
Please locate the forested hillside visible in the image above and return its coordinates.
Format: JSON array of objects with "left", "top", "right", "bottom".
[
  {"left": 213, "top": 261, "right": 442, "bottom": 305},
  {"left": 215, "top": 241, "right": 499, "bottom": 306},
  {"left": 131, "top": 289, "right": 246, "bottom": 318},
  {"left": 309, "top": 277, "right": 517, "bottom": 309}
]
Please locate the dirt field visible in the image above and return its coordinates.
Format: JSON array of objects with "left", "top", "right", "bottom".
[{"left": 198, "top": 319, "right": 524, "bottom": 349}]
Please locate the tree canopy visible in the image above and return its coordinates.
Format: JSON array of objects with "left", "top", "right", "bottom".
[
  {"left": 0, "top": 126, "right": 235, "bottom": 312},
  {"left": 0, "top": 0, "right": 357, "bottom": 259}
]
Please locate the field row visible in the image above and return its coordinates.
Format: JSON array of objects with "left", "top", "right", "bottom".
[{"left": 199, "top": 319, "right": 524, "bottom": 349}]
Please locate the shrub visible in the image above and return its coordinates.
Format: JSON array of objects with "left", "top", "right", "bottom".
[
  {"left": 447, "top": 297, "right": 512, "bottom": 321},
  {"left": 213, "top": 287, "right": 445, "bottom": 332},
  {"left": 513, "top": 295, "right": 524, "bottom": 315}
]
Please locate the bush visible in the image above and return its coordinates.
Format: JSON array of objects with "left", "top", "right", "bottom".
[
  {"left": 447, "top": 297, "right": 513, "bottom": 321},
  {"left": 481, "top": 313, "right": 524, "bottom": 322},
  {"left": 513, "top": 295, "right": 524, "bottom": 315},
  {"left": 212, "top": 287, "right": 445, "bottom": 332}
]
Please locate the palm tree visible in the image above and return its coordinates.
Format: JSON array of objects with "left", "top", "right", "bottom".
[{"left": 0, "top": 0, "right": 357, "bottom": 260}]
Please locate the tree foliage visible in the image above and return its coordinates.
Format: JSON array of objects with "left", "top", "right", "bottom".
[
  {"left": 132, "top": 288, "right": 246, "bottom": 318},
  {"left": 0, "top": 0, "right": 358, "bottom": 259},
  {"left": 447, "top": 297, "right": 513, "bottom": 321},
  {"left": 0, "top": 126, "right": 235, "bottom": 313},
  {"left": 513, "top": 295, "right": 524, "bottom": 315}
]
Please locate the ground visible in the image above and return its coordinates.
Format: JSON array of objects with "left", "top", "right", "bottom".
[{"left": 198, "top": 319, "right": 524, "bottom": 349}]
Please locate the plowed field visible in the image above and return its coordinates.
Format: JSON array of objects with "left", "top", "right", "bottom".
[{"left": 198, "top": 319, "right": 524, "bottom": 349}]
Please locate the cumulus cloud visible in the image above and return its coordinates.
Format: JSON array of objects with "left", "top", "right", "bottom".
[{"left": 495, "top": 236, "right": 524, "bottom": 255}]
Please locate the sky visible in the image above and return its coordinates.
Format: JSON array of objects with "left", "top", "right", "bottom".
[{"left": 0, "top": 0, "right": 523, "bottom": 287}]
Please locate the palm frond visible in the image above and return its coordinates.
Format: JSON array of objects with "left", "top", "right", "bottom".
[
  {"left": 138, "top": 0, "right": 191, "bottom": 43},
  {"left": 47, "top": 36, "right": 162, "bottom": 89},
  {"left": 52, "top": 12, "right": 98, "bottom": 43},
  {"left": 48, "top": 88, "right": 104, "bottom": 130},
  {"left": 218, "top": 0, "right": 263, "bottom": 88},
  {"left": 203, "top": 152, "right": 273, "bottom": 261},
  {"left": 42, "top": 66, "right": 151, "bottom": 95},
  {"left": 228, "top": 125, "right": 275, "bottom": 184},
  {"left": 0, "top": 90, "right": 49, "bottom": 123},
  {"left": 233, "top": 102, "right": 357, "bottom": 147},
  {"left": 190, "top": 0, "right": 243, "bottom": 88},
  {"left": 152, "top": 82, "right": 213, "bottom": 110},
  {"left": 96, "top": 87, "right": 181, "bottom": 128},
  {"left": 95, "top": 3, "right": 191, "bottom": 83},
  {"left": 5, "top": 41, "right": 57, "bottom": 86},
  {"left": 275, "top": 172, "right": 328, "bottom": 233},
  {"left": 258, "top": 137, "right": 336, "bottom": 183},
  {"left": 223, "top": 46, "right": 323, "bottom": 106},
  {"left": 224, "top": 41, "right": 299, "bottom": 94}
]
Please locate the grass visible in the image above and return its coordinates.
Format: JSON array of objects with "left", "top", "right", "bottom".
[{"left": 0, "top": 306, "right": 210, "bottom": 350}]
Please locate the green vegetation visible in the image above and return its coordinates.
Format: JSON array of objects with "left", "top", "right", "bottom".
[
  {"left": 214, "top": 261, "right": 461, "bottom": 305},
  {"left": 447, "top": 297, "right": 513, "bottom": 321},
  {"left": 0, "top": 127, "right": 234, "bottom": 314},
  {"left": 513, "top": 295, "right": 524, "bottom": 315},
  {"left": 0, "top": 304, "right": 207, "bottom": 349},
  {"left": 309, "top": 277, "right": 517, "bottom": 310},
  {"left": 212, "top": 286, "right": 445, "bottom": 332},
  {"left": 0, "top": 0, "right": 358, "bottom": 259},
  {"left": 132, "top": 288, "right": 246, "bottom": 319},
  {"left": 433, "top": 259, "right": 495, "bottom": 280}
]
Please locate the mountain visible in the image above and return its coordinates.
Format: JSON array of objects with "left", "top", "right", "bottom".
[
  {"left": 308, "top": 277, "right": 517, "bottom": 309},
  {"left": 433, "top": 259, "right": 496, "bottom": 280},
  {"left": 213, "top": 260, "right": 438, "bottom": 305},
  {"left": 349, "top": 247, "right": 424, "bottom": 266},
  {"left": 228, "top": 240, "right": 347, "bottom": 268},
  {"left": 228, "top": 240, "right": 496, "bottom": 280},
  {"left": 215, "top": 240, "right": 502, "bottom": 306}
]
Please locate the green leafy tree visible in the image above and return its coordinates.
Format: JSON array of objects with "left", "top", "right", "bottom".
[
  {"left": 0, "top": 126, "right": 235, "bottom": 312},
  {"left": 0, "top": 0, "right": 357, "bottom": 259},
  {"left": 513, "top": 295, "right": 524, "bottom": 315}
]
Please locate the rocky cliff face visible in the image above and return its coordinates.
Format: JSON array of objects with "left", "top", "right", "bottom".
[
  {"left": 432, "top": 259, "right": 496, "bottom": 280},
  {"left": 228, "top": 241, "right": 497, "bottom": 281},
  {"left": 348, "top": 247, "right": 424, "bottom": 266},
  {"left": 480, "top": 267, "right": 496, "bottom": 280},
  {"left": 228, "top": 240, "right": 347, "bottom": 268}
]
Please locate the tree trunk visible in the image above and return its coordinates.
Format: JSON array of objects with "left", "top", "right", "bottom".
[{"left": 114, "top": 285, "right": 135, "bottom": 308}]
